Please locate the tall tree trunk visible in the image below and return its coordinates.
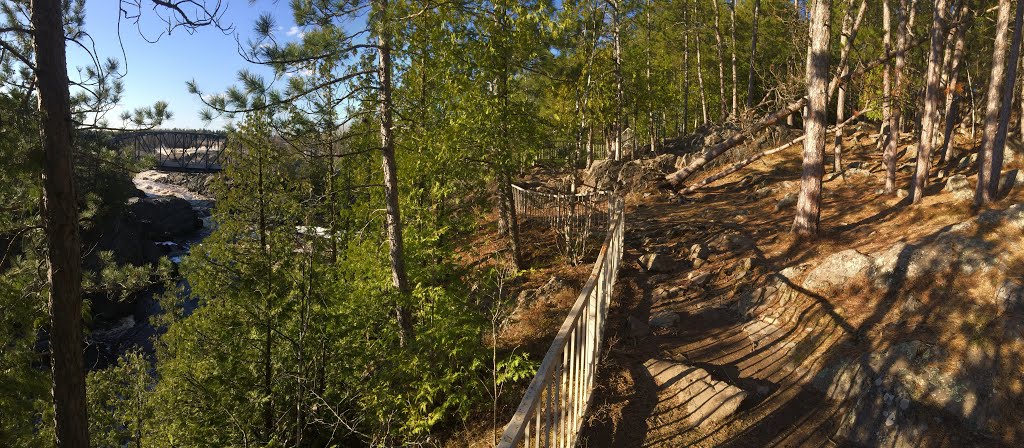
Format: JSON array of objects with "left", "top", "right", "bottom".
[
  {"left": 940, "top": 2, "right": 971, "bottom": 164},
  {"left": 792, "top": 0, "right": 832, "bottom": 236},
  {"left": 612, "top": 0, "right": 623, "bottom": 160},
  {"left": 910, "top": 0, "right": 952, "bottom": 203},
  {"left": 664, "top": 31, "right": 926, "bottom": 188},
  {"left": 833, "top": 0, "right": 868, "bottom": 174},
  {"left": 497, "top": 175, "right": 523, "bottom": 268},
  {"left": 746, "top": 0, "right": 761, "bottom": 109},
  {"left": 729, "top": 0, "right": 738, "bottom": 115},
  {"left": 983, "top": 0, "right": 1024, "bottom": 200},
  {"left": 31, "top": 0, "right": 90, "bottom": 445},
  {"left": 975, "top": 0, "right": 1016, "bottom": 205},
  {"left": 882, "top": 0, "right": 894, "bottom": 186},
  {"left": 683, "top": 0, "right": 692, "bottom": 133},
  {"left": 374, "top": 0, "right": 413, "bottom": 345},
  {"left": 884, "top": 0, "right": 910, "bottom": 193},
  {"left": 646, "top": 0, "right": 655, "bottom": 153},
  {"left": 711, "top": 0, "right": 728, "bottom": 120},
  {"left": 695, "top": 0, "right": 709, "bottom": 124},
  {"left": 255, "top": 140, "right": 275, "bottom": 443}
]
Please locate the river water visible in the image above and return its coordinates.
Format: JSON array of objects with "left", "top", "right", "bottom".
[{"left": 83, "top": 170, "right": 213, "bottom": 370}]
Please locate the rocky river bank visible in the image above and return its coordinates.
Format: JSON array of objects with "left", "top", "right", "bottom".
[{"left": 82, "top": 170, "right": 215, "bottom": 369}]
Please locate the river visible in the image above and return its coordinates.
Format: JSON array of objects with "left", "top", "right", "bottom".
[{"left": 83, "top": 170, "right": 214, "bottom": 370}]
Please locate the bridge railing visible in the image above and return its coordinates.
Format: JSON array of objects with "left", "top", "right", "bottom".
[{"left": 498, "top": 193, "right": 625, "bottom": 448}]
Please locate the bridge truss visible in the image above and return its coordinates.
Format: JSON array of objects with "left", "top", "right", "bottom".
[{"left": 109, "top": 131, "right": 227, "bottom": 172}]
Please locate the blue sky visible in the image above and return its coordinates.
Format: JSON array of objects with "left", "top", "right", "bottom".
[{"left": 66, "top": 1, "right": 301, "bottom": 130}]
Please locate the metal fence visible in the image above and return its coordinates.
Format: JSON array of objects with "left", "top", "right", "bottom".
[{"left": 498, "top": 193, "right": 625, "bottom": 447}]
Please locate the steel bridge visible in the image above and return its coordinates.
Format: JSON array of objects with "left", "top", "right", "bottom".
[{"left": 109, "top": 131, "right": 227, "bottom": 172}]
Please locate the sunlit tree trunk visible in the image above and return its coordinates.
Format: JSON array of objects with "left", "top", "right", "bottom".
[
  {"left": 882, "top": 0, "right": 893, "bottom": 179},
  {"left": 792, "top": 0, "right": 831, "bottom": 237},
  {"left": 711, "top": 0, "right": 727, "bottom": 120},
  {"left": 884, "top": 0, "right": 909, "bottom": 193},
  {"left": 940, "top": 2, "right": 970, "bottom": 164},
  {"left": 646, "top": 0, "right": 655, "bottom": 153},
  {"left": 979, "top": 0, "right": 1024, "bottom": 203},
  {"left": 695, "top": 0, "right": 709, "bottom": 124},
  {"left": 31, "top": 0, "right": 90, "bottom": 445},
  {"left": 683, "top": 0, "right": 692, "bottom": 133},
  {"left": 976, "top": 0, "right": 1017, "bottom": 205},
  {"left": 612, "top": 0, "right": 623, "bottom": 160},
  {"left": 910, "top": 0, "right": 951, "bottom": 203},
  {"left": 990, "top": 0, "right": 1024, "bottom": 196},
  {"left": 729, "top": 0, "right": 738, "bottom": 115},
  {"left": 833, "top": 0, "right": 867, "bottom": 174},
  {"left": 746, "top": 0, "right": 760, "bottom": 109},
  {"left": 374, "top": 0, "right": 413, "bottom": 345}
]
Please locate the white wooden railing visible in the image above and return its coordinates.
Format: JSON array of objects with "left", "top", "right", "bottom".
[
  {"left": 510, "top": 184, "right": 611, "bottom": 264},
  {"left": 498, "top": 193, "right": 625, "bottom": 447}
]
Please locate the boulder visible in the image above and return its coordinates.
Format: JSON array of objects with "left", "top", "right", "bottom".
[
  {"left": 688, "top": 271, "right": 712, "bottom": 287},
  {"left": 846, "top": 168, "right": 873, "bottom": 178},
  {"left": 735, "top": 285, "right": 780, "bottom": 318},
  {"left": 127, "top": 196, "right": 201, "bottom": 239},
  {"left": 649, "top": 311, "right": 680, "bottom": 329},
  {"left": 533, "top": 276, "right": 571, "bottom": 300},
  {"left": 640, "top": 253, "right": 675, "bottom": 273},
  {"left": 627, "top": 315, "right": 651, "bottom": 337},
  {"left": 802, "top": 249, "right": 873, "bottom": 294},
  {"left": 580, "top": 159, "right": 622, "bottom": 191},
  {"left": 643, "top": 359, "right": 748, "bottom": 428},
  {"left": 688, "top": 243, "right": 709, "bottom": 261},
  {"left": 751, "top": 186, "right": 777, "bottom": 199},
  {"left": 994, "top": 280, "right": 1024, "bottom": 314},
  {"left": 617, "top": 159, "right": 665, "bottom": 192},
  {"left": 85, "top": 215, "right": 161, "bottom": 267},
  {"left": 943, "top": 174, "right": 974, "bottom": 201},
  {"left": 957, "top": 153, "right": 978, "bottom": 170},
  {"left": 775, "top": 192, "right": 798, "bottom": 211},
  {"left": 944, "top": 174, "right": 971, "bottom": 191},
  {"left": 870, "top": 233, "right": 995, "bottom": 289},
  {"left": 651, "top": 153, "right": 678, "bottom": 172},
  {"left": 1004, "top": 204, "right": 1024, "bottom": 228},
  {"left": 162, "top": 172, "right": 217, "bottom": 197}
]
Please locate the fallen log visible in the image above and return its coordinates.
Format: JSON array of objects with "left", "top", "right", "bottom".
[
  {"left": 663, "top": 34, "right": 928, "bottom": 189},
  {"left": 682, "top": 109, "right": 870, "bottom": 194}
]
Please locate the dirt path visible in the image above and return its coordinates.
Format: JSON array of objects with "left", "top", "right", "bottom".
[
  {"left": 576, "top": 132, "right": 1011, "bottom": 447},
  {"left": 576, "top": 189, "right": 852, "bottom": 447}
]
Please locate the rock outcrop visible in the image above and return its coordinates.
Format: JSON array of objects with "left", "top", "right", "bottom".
[
  {"left": 127, "top": 196, "right": 202, "bottom": 239},
  {"left": 801, "top": 249, "right": 872, "bottom": 294},
  {"left": 644, "top": 359, "right": 748, "bottom": 429}
]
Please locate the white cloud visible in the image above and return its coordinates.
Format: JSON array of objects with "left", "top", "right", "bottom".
[{"left": 286, "top": 26, "right": 300, "bottom": 36}]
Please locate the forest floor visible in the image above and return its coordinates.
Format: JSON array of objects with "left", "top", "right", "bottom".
[{"left": 446, "top": 127, "right": 1024, "bottom": 447}]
